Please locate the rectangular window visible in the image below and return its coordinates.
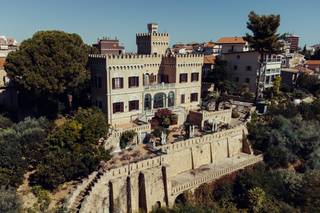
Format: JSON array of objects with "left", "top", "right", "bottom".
[
  {"left": 234, "top": 65, "right": 238, "bottom": 70},
  {"left": 179, "top": 73, "right": 188, "bottom": 83},
  {"left": 112, "top": 77, "right": 123, "bottom": 89},
  {"left": 97, "top": 77, "right": 102, "bottom": 88},
  {"left": 128, "top": 76, "right": 139, "bottom": 88},
  {"left": 190, "top": 93, "right": 198, "bottom": 102},
  {"left": 245, "top": 78, "right": 250, "bottom": 83},
  {"left": 246, "top": 66, "right": 252, "bottom": 71},
  {"left": 129, "top": 100, "right": 139, "bottom": 111},
  {"left": 113, "top": 102, "right": 124, "bottom": 113},
  {"left": 181, "top": 94, "right": 185, "bottom": 104},
  {"left": 191, "top": 73, "right": 199, "bottom": 82}
]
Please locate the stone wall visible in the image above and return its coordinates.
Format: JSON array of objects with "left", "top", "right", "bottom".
[{"left": 69, "top": 125, "right": 261, "bottom": 213}]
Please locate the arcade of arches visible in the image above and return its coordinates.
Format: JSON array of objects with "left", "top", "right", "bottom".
[{"left": 144, "top": 91, "right": 175, "bottom": 111}]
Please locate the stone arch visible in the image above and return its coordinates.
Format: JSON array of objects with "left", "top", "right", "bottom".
[
  {"left": 174, "top": 193, "right": 187, "bottom": 205},
  {"left": 154, "top": 92, "right": 166, "bottom": 109},
  {"left": 138, "top": 173, "right": 147, "bottom": 213},
  {"left": 154, "top": 201, "right": 161, "bottom": 209},
  {"left": 144, "top": 94, "right": 152, "bottom": 111},
  {"left": 144, "top": 73, "right": 150, "bottom": 86},
  {"left": 168, "top": 91, "right": 175, "bottom": 107},
  {"left": 108, "top": 181, "right": 114, "bottom": 213}
]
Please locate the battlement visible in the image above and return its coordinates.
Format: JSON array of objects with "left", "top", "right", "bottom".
[
  {"left": 136, "top": 32, "right": 169, "bottom": 37},
  {"left": 161, "top": 125, "right": 245, "bottom": 153},
  {"left": 167, "top": 53, "right": 204, "bottom": 58},
  {"left": 89, "top": 54, "right": 107, "bottom": 59},
  {"left": 106, "top": 53, "right": 163, "bottom": 60}
]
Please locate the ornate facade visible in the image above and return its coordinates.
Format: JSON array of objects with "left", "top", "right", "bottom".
[{"left": 89, "top": 24, "right": 203, "bottom": 127}]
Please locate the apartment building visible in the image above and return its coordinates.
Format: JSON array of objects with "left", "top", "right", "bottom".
[
  {"left": 223, "top": 51, "right": 282, "bottom": 92},
  {"left": 214, "top": 37, "right": 249, "bottom": 54}
]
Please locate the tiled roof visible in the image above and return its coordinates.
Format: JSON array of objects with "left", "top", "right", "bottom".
[
  {"left": 216, "top": 37, "right": 246, "bottom": 44},
  {"left": 204, "top": 42, "right": 215, "bottom": 48},
  {"left": 306, "top": 60, "right": 320, "bottom": 65},
  {"left": 203, "top": 55, "right": 216, "bottom": 64}
]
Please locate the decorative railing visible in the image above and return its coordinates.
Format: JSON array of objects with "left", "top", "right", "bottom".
[
  {"left": 171, "top": 155, "right": 263, "bottom": 195},
  {"left": 144, "top": 83, "right": 176, "bottom": 91}
]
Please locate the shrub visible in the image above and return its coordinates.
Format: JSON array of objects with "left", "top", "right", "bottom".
[
  {"left": 231, "top": 110, "right": 240, "bottom": 118},
  {"left": 120, "top": 130, "right": 137, "bottom": 149},
  {"left": 0, "top": 186, "right": 22, "bottom": 213}
]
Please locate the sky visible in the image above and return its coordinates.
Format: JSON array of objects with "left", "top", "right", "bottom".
[{"left": 1, "top": 0, "right": 319, "bottom": 52}]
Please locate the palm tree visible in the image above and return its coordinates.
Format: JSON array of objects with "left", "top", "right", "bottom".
[{"left": 245, "top": 11, "right": 283, "bottom": 103}]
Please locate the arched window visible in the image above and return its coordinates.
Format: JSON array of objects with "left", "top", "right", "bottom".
[
  {"left": 144, "top": 94, "right": 152, "bottom": 111},
  {"left": 168, "top": 91, "right": 175, "bottom": 107},
  {"left": 144, "top": 73, "right": 150, "bottom": 86},
  {"left": 153, "top": 93, "right": 166, "bottom": 109}
]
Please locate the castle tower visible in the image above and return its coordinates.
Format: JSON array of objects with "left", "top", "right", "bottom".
[{"left": 136, "top": 23, "right": 169, "bottom": 55}]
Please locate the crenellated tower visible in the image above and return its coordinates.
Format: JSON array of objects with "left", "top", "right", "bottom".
[{"left": 136, "top": 23, "right": 169, "bottom": 55}]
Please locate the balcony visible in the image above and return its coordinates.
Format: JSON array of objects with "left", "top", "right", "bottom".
[{"left": 144, "top": 83, "right": 176, "bottom": 91}]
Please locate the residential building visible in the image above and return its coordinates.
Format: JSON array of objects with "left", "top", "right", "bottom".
[
  {"left": 281, "top": 67, "right": 314, "bottom": 90},
  {"left": 282, "top": 52, "right": 305, "bottom": 68},
  {"left": 215, "top": 37, "right": 249, "bottom": 54},
  {"left": 0, "top": 57, "right": 17, "bottom": 108},
  {"left": 89, "top": 24, "right": 203, "bottom": 127},
  {"left": 223, "top": 51, "right": 282, "bottom": 92},
  {"left": 305, "top": 60, "right": 320, "bottom": 72},
  {"left": 202, "top": 54, "right": 216, "bottom": 80},
  {"left": 284, "top": 34, "right": 299, "bottom": 53},
  {"left": 0, "top": 35, "right": 18, "bottom": 58},
  {"left": 93, "top": 37, "right": 125, "bottom": 55}
]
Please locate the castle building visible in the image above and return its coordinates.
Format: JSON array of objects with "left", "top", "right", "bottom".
[
  {"left": 89, "top": 24, "right": 203, "bottom": 127},
  {"left": 136, "top": 23, "right": 170, "bottom": 55}
]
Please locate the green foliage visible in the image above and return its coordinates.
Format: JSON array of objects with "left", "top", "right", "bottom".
[
  {"left": 31, "top": 185, "right": 51, "bottom": 212},
  {"left": 272, "top": 75, "right": 281, "bottom": 96},
  {"left": 154, "top": 109, "right": 177, "bottom": 128},
  {"left": 296, "top": 73, "right": 320, "bottom": 97},
  {"left": 246, "top": 11, "right": 283, "bottom": 54},
  {"left": 120, "top": 130, "right": 137, "bottom": 149},
  {"left": 5, "top": 31, "right": 89, "bottom": 95},
  {"left": 245, "top": 11, "right": 283, "bottom": 102},
  {"left": 30, "top": 108, "right": 110, "bottom": 190},
  {"left": 0, "top": 186, "right": 22, "bottom": 213},
  {"left": 302, "top": 170, "right": 320, "bottom": 212},
  {"left": 0, "top": 115, "right": 13, "bottom": 129},
  {"left": 248, "top": 187, "right": 266, "bottom": 212},
  {"left": 5, "top": 30, "right": 90, "bottom": 117}
]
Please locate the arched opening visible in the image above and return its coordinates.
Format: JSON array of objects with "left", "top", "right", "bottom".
[
  {"left": 144, "top": 73, "right": 150, "bottom": 86},
  {"left": 108, "top": 182, "right": 114, "bottom": 213},
  {"left": 175, "top": 193, "right": 187, "bottom": 205},
  {"left": 154, "top": 201, "right": 161, "bottom": 209},
  {"left": 138, "top": 173, "right": 147, "bottom": 213},
  {"left": 168, "top": 91, "right": 175, "bottom": 107},
  {"left": 144, "top": 94, "right": 152, "bottom": 111},
  {"left": 126, "top": 177, "right": 132, "bottom": 212},
  {"left": 154, "top": 93, "right": 166, "bottom": 109}
]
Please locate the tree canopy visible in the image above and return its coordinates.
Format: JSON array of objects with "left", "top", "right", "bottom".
[
  {"left": 4, "top": 31, "right": 91, "bottom": 117},
  {"left": 5, "top": 31, "right": 89, "bottom": 95},
  {"left": 246, "top": 11, "right": 283, "bottom": 54}
]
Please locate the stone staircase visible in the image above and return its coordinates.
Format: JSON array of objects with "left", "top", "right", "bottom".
[{"left": 69, "top": 171, "right": 103, "bottom": 212}]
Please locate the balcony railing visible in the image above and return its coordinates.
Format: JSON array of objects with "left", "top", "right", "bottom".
[{"left": 144, "top": 83, "right": 176, "bottom": 91}]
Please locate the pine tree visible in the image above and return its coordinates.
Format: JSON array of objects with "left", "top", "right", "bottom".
[{"left": 245, "top": 11, "right": 283, "bottom": 103}]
